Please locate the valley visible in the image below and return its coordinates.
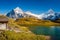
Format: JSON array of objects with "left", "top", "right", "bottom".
[
  {"left": 0, "top": 7, "right": 60, "bottom": 40},
  {"left": 0, "top": 0, "right": 60, "bottom": 40}
]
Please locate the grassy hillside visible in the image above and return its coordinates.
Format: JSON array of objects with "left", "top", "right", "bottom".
[
  {"left": 5, "top": 18, "right": 52, "bottom": 40},
  {"left": 7, "top": 17, "right": 60, "bottom": 35},
  {"left": 0, "top": 16, "right": 60, "bottom": 40},
  {"left": 7, "top": 18, "right": 31, "bottom": 32},
  {"left": 15, "top": 18, "right": 60, "bottom": 26},
  {"left": 0, "top": 31, "right": 50, "bottom": 40}
]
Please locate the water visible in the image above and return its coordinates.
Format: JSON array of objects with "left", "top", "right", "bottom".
[{"left": 29, "top": 26, "right": 60, "bottom": 40}]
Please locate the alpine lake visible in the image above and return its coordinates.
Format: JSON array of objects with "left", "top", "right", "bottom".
[{"left": 28, "top": 26, "right": 60, "bottom": 40}]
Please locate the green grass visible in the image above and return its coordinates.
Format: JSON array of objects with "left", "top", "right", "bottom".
[
  {"left": 15, "top": 18, "right": 60, "bottom": 26},
  {"left": 0, "top": 31, "right": 49, "bottom": 40}
]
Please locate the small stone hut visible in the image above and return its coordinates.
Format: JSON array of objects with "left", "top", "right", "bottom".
[{"left": 0, "top": 15, "right": 8, "bottom": 30}]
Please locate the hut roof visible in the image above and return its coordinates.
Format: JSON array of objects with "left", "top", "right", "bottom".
[{"left": 0, "top": 15, "right": 8, "bottom": 23}]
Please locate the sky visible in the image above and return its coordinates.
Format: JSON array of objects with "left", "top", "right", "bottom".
[{"left": 0, "top": 0, "right": 60, "bottom": 14}]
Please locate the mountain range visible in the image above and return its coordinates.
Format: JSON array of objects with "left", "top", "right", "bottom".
[
  {"left": 6, "top": 7, "right": 38, "bottom": 20},
  {"left": 40, "top": 9, "right": 60, "bottom": 21},
  {"left": 6, "top": 7, "right": 60, "bottom": 21}
]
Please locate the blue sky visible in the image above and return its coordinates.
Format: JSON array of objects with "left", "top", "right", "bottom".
[{"left": 0, "top": 0, "right": 60, "bottom": 14}]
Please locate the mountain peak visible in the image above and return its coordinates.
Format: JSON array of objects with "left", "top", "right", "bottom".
[
  {"left": 14, "top": 7, "right": 20, "bottom": 10},
  {"left": 48, "top": 9, "right": 55, "bottom": 13},
  {"left": 14, "top": 7, "right": 23, "bottom": 14}
]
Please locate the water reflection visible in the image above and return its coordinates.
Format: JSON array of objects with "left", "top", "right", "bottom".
[
  {"left": 51, "top": 26, "right": 60, "bottom": 40},
  {"left": 29, "top": 26, "right": 60, "bottom": 40}
]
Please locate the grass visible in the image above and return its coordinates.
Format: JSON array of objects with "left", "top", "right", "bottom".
[
  {"left": 15, "top": 18, "right": 60, "bottom": 26},
  {"left": 0, "top": 31, "right": 50, "bottom": 40}
]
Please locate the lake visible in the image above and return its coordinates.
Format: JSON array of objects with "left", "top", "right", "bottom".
[{"left": 29, "top": 26, "right": 60, "bottom": 40}]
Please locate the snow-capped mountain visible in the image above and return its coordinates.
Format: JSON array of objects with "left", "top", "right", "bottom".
[
  {"left": 14, "top": 7, "right": 24, "bottom": 14},
  {"left": 6, "top": 7, "right": 37, "bottom": 19},
  {"left": 6, "top": 7, "right": 60, "bottom": 20},
  {"left": 6, "top": 7, "right": 24, "bottom": 19},
  {"left": 39, "top": 9, "right": 60, "bottom": 21},
  {"left": 25, "top": 11, "right": 38, "bottom": 18}
]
